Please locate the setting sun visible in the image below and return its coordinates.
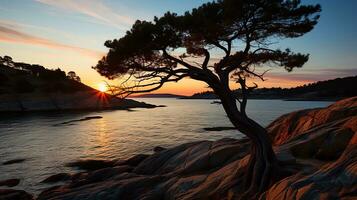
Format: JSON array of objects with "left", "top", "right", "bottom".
[{"left": 98, "top": 83, "right": 107, "bottom": 92}]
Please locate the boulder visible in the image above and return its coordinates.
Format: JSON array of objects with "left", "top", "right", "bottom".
[
  {"left": 270, "top": 97, "right": 357, "bottom": 162},
  {"left": 70, "top": 165, "right": 133, "bottom": 187},
  {"left": 134, "top": 138, "right": 249, "bottom": 175},
  {"left": 268, "top": 96, "right": 357, "bottom": 145},
  {"left": 65, "top": 159, "right": 115, "bottom": 171},
  {"left": 262, "top": 97, "right": 357, "bottom": 199},
  {"left": 262, "top": 144, "right": 357, "bottom": 200},
  {"left": 115, "top": 154, "right": 149, "bottom": 167},
  {"left": 0, "top": 179, "right": 20, "bottom": 187}
]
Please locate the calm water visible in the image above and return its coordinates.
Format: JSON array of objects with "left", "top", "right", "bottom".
[{"left": 0, "top": 98, "right": 332, "bottom": 194}]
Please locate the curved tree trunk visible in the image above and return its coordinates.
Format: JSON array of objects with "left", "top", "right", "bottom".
[{"left": 217, "top": 91, "right": 277, "bottom": 198}]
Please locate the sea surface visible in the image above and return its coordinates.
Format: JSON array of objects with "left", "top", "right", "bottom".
[{"left": 0, "top": 98, "right": 332, "bottom": 194}]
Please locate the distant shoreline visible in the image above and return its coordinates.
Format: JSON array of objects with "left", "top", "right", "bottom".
[
  {"left": 132, "top": 95, "right": 339, "bottom": 102},
  {"left": 168, "top": 75, "right": 357, "bottom": 102},
  {"left": 179, "top": 96, "right": 340, "bottom": 101}
]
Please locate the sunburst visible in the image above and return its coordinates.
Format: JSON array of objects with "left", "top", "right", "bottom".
[{"left": 98, "top": 83, "right": 108, "bottom": 92}]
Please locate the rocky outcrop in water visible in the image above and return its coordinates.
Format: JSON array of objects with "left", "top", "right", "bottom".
[{"left": 2, "top": 97, "right": 356, "bottom": 200}]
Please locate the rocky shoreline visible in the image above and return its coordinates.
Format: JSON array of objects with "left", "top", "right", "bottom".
[
  {"left": 1, "top": 97, "right": 356, "bottom": 200},
  {"left": 0, "top": 91, "right": 156, "bottom": 112}
]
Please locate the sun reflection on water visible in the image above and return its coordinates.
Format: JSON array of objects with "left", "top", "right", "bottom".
[{"left": 92, "top": 118, "right": 112, "bottom": 158}]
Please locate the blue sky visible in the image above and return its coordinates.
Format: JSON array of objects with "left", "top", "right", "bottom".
[{"left": 0, "top": 0, "right": 356, "bottom": 94}]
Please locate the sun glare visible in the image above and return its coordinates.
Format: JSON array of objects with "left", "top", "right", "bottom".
[{"left": 98, "top": 83, "right": 107, "bottom": 92}]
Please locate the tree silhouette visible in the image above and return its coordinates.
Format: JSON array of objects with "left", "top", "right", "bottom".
[
  {"left": 2, "top": 55, "right": 14, "bottom": 67},
  {"left": 67, "top": 71, "right": 77, "bottom": 79},
  {"left": 94, "top": 0, "right": 320, "bottom": 196},
  {"left": 67, "top": 71, "right": 81, "bottom": 82}
]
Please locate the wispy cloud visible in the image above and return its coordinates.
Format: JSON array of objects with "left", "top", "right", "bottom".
[
  {"left": 35, "top": 0, "right": 134, "bottom": 29},
  {"left": 0, "top": 19, "right": 103, "bottom": 48},
  {"left": 265, "top": 68, "right": 357, "bottom": 82},
  {"left": 0, "top": 23, "right": 104, "bottom": 58}
]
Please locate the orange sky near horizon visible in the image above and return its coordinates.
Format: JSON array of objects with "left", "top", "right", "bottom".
[
  {"left": 0, "top": 37, "right": 341, "bottom": 96},
  {"left": 0, "top": 41, "right": 314, "bottom": 96},
  {"left": 1, "top": 0, "right": 356, "bottom": 96},
  {"left": 144, "top": 76, "right": 314, "bottom": 96}
]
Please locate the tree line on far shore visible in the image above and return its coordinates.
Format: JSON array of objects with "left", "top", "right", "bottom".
[
  {"left": 190, "top": 76, "right": 357, "bottom": 100},
  {"left": 0, "top": 55, "right": 87, "bottom": 94}
]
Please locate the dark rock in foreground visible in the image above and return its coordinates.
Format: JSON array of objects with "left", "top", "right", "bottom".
[
  {"left": 263, "top": 145, "right": 357, "bottom": 200},
  {"left": 41, "top": 174, "right": 71, "bottom": 184},
  {"left": 0, "top": 179, "right": 20, "bottom": 187},
  {"left": 263, "top": 97, "right": 357, "bottom": 199},
  {"left": 114, "top": 154, "right": 150, "bottom": 167},
  {"left": 65, "top": 159, "right": 115, "bottom": 171},
  {"left": 55, "top": 116, "right": 103, "bottom": 126},
  {"left": 38, "top": 138, "right": 250, "bottom": 200},
  {"left": 14, "top": 97, "right": 357, "bottom": 200},
  {"left": 203, "top": 126, "right": 236, "bottom": 131},
  {"left": 0, "top": 189, "right": 33, "bottom": 200},
  {"left": 153, "top": 146, "right": 166, "bottom": 153}
]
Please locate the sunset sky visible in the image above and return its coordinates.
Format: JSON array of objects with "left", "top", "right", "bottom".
[{"left": 1, "top": 0, "right": 357, "bottom": 95}]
